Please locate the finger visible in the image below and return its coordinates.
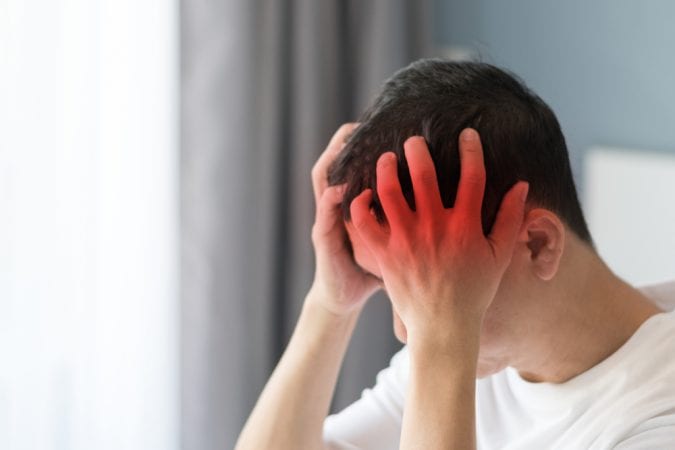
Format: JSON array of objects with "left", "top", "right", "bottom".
[
  {"left": 312, "top": 123, "right": 359, "bottom": 203},
  {"left": 313, "top": 184, "right": 347, "bottom": 235},
  {"left": 403, "top": 136, "right": 443, "bottom": 215},
  {"left": 376, "top": 152, "right": 412, "bottom": 228},
  {"left": 454, "top": 128, "right": 486, "bottom": 228},
  {"left": 350, "top": 189, "right": 387, "bottom": 249},
  {"left": 488, "top": 181, "right": 529, "bottom": 260}
]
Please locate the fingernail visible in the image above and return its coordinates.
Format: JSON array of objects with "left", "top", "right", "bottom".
[
  {"left": 405, "top": 136, "right": 426, "bottom": 147},
  {"left": 380, "top": 152, "right": 397, "bottom": 163},
  {"left": 461, "top": 128, "right": 479, "bottom": 142},
  {"left": 521, "top": 182, "right": 529, "bottom": 202}
]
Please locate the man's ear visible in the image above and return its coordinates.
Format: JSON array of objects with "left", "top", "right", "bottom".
[{"left": 518, "top": 209, "right": 565, "bottom": 281}]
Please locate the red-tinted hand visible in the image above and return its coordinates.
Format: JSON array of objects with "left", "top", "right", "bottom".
[{"left": 349, "top": 129, "right": 529, "bottom": 348}]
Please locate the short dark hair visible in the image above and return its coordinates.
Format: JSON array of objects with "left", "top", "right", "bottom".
[{"left": 327, "top": 59, "right": 594, "bottom": 246}]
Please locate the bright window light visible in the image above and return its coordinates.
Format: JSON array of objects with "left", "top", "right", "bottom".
[{"left": 0, "top": 1, "right": 179, "bottom": 449}]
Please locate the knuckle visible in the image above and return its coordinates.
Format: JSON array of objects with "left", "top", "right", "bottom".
[
  {"left": 349, "top": 206, "right": 363, "bottom": 225},
  {"left": 311, "top": 164, "right": 323, "bottom": 181},
  {"left": 311, "top": 225, "right": 329, "bottom": 247},
  {"left": 351, "top": 212, "right": 370, "bottom": 231},
  {"left": 352, "top": 219, "right": 368, "bottom": 231},
  {"left": 338, "top": 122, "right": 356, "bottom": 135},
  {"left": 321, "top": 185, "right": 334, "bottom": 196},
  {"left": 325, "top": 186, "right": 343, "bottom": 204},
  {"left": 315, "top": 205, "right": 327, "bottom": 222},
  {"left": 463, "top": 169, "right": 485, "bottom": 185},
  {"left": 317, "top": 196, "right": 333, "bottom": 217},
  {"left": 416, "top": 168, "right": 437, "bottom": 186},
  {"left": 464, "top": 142, "right": 481, "bottom": 153},
  {"left": 378, "top": 183, "right": 401, "bottom": 200}
]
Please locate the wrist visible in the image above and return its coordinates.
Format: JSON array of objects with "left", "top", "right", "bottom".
[
  {"left": 304, "top": 288, "right": 363, "bottom": 324},
  {"left": 305, "top": 283, "right": 365, "bottom": 318},
  {"left": 288, "top": 293, "right": 361, "bottom": 361},
  {"left": 407, "top": 320, "right": 482, "bottom": 367}
]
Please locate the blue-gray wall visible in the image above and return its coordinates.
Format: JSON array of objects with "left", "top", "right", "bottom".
[{"left": 433, "top": 0, "right": 675, "bottom": 193}]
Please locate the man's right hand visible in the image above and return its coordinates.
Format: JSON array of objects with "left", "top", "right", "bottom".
[{"left": 308, "top": 123, "right": 381, "bottom": 316}]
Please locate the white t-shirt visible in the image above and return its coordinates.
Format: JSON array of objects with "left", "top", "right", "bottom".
[{"left": 323, "top": 280, "right": 675, "bottom": 449}]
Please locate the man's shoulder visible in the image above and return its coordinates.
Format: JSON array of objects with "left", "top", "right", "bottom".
[{"left": 638, "top": 278, "right": 675, "bottom": 311}]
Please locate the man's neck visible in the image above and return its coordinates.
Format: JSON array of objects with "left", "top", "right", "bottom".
[{"left": 511, "top": 242, "right": 663, "bottom": 384}]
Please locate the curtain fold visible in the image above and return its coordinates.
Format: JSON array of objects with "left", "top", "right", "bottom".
[{"left": 181, "top": 1, "right": 431, "bottom": 448}]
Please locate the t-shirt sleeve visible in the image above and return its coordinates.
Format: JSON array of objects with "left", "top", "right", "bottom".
[
  {"left": 613, "top": 416, "right": 675, "bottom": 449},
  {"left": 322, "top": 346, "right": 408, "bottom": 450}
]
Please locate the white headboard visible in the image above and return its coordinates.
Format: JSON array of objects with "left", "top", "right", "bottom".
[{"left": 584, "top": 147, "right": 675, "bottom": 286}]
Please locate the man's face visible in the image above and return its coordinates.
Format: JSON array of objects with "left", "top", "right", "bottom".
[{"left": 344, "top": 218, "right": 512, "bottom": 378}]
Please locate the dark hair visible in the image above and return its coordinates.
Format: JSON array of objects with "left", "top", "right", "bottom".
[{"left": 327, "top": 59, "right": 594, "bottom": 246}]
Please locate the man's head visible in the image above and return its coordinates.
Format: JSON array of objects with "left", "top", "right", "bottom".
[
  {"left": 329, "top": 59, "right": 591, "bottom": 242},
  {"left": 327, "top": 59, "right": 595, "bottom": 375}
]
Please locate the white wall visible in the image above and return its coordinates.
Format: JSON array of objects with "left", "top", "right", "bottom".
[{"left": 0, "top": 1, "right": 178, "bottom": 449}]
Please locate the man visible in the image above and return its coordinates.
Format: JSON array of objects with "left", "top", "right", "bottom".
[{"left": 236, "top": 60, "right": 675, "bottom": 449}]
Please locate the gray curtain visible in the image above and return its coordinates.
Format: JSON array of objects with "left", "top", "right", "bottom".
[{"left": 181, "top": 1, "right": 431, "bottom": 448}]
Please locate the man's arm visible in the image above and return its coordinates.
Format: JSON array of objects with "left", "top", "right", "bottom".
[
  {"left": 235, "top": 124, "right": 380, "bottom": 450},
  {"left": 235, "top": 292, "right": 360, "bottom": 450},
  {"left": 401, "top": 329, "right": 480, "bottom": 449}
]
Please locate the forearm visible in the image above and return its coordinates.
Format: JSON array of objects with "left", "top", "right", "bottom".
[
  {"left": 400, "top": 336, "right": 480, "bottom": 450},
  {"left": 235, "top": 290, "right": 361, "bottom": 450}
]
